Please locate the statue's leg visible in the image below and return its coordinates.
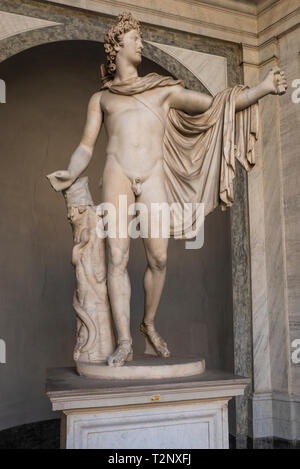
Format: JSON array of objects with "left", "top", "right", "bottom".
[
  {"left": 141, "top": 237, "right": 170, "bottom": 357},
  {"left": 101, "top": 160, "right": 135, "bottom": 367},
  {"left": 137, "top": 167, "right": 170, "bottom": 357}
]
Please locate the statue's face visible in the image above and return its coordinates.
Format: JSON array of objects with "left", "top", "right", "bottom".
[{"left": 119, "top": 29, "right": 143, "bottom": 67}]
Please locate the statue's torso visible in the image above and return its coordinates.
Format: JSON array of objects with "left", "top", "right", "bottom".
[{"left": 101, "top": 87, "right": 170, "bottom": 180}]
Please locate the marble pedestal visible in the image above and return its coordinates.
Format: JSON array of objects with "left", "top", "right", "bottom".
[{"left": 46, "top": 368, "right": 249, "bottom": 449}]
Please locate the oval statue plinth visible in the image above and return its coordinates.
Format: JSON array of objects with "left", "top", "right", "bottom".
[{"left": 76, "top": 356, "right": 205, "bottom": 380}]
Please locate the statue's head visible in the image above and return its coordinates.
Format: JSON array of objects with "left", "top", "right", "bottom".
[{"left": 103, "top": 12, "right": 143, "bottom": 78}]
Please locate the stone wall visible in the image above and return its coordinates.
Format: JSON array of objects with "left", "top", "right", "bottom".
[{"left": 241, "top": 1, "right": 300, "bottom": 443}]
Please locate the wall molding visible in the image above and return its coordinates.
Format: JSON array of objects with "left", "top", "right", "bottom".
[
  {"left": 250, "top": 393, "right": 300, "bottom": 441},
  {"left": 0, "top": 0, "right": 298, "bottom": 52}
]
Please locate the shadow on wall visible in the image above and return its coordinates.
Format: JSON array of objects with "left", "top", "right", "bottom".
[{"left": 0, "top": 40, "right": 234, "bottom": 432}]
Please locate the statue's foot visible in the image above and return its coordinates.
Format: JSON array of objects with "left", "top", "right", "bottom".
[
  {"left": 140, "top": 323, "right": 170, "bottom": 358},
  {"left": 107, "top": 340, "right": 133, "bottom": 367}
]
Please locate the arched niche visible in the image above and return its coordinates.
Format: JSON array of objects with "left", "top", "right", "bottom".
[{"left": 0, "top": 36, "right": 245, "bottom": 436}]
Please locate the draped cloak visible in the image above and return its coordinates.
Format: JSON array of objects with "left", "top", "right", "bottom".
[{"left": 101, "top": 72, "right": 259, "bottom": 239}]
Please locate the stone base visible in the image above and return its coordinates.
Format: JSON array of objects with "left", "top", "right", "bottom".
[
  {"left": 250, "top": 392, "right": 300, "bottom": 442},
  {"left": 61, "top": 399, "right": 230, "bottom": 449},
  {"left": 76, "top": 355, "right": 205, "bottom": 380},
  {"left": 46, "top": 368, "right": 250, "bottom": 449}
]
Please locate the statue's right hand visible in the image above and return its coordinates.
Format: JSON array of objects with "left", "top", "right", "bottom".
[
  {"left": 46, "top": 170, "right": 76, "bottom": 192},
  {"left": 52, "top": 170, "right": 72, "bottom": 180}
]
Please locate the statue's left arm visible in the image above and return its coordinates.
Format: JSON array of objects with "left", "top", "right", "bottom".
[
  {"left": 234, "top": 67, "right": 287, "bottom": 111},
  {"left": 168, "top": 67, "right": 287, "bottom": 114}
]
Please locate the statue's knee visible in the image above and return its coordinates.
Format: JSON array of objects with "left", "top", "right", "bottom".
[
  {"left": 149, "top": 251, "right": 167, "bottom": 271},
  {"left": 108, "top": 245, "right": 129, "bottom": 272}
]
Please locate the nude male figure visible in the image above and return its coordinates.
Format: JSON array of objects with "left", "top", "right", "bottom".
[{"left": 47, "top": 13, "right": 287, "bottom": 367}]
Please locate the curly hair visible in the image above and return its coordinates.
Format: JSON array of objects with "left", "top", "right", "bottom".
[{"left": 103, "top": 12, "right": 142, "bottom": 79}]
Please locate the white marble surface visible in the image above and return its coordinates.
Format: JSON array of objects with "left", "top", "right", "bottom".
[
  {"left": 77, "top": 356, "right": 205, "bottom": 380},
  {"left": 62, "top": 400, "right": 229, "bottom": 449},
  {"left": 278, "top": 27, "right": 300, "bottom": 396},
  {"left": 48, "top": 368, "right": 249, "bottom": 448},
  {"left": 0, "top": 11, "right": 60, "bottom": 41},
  {"left": 46, "top": 367, "right": 250, "bottom": 411},
  {"left": 41, "top": 0, "right": 299, "bottom": 47},
  {"left": 246, "top": 40, "right": 291, "bottom": 399},
  {"left": 251, "top": 393, "right": 300, "bottom": 440},
  {"left": 146, "top": 41, "right": 227, "bottom": 96},
  {"left": 243, "top": 50, "right": 272, "bottom": 395},
  {"left": 1, "top": 1, "right": 298, "bottom": 59},
  {"left": 246, "top": 9, "right": 300, "bottom": 427},
  {"left": 241, "top": 5, "right": 300, "bottom": 443},
  {"left": 43, "top": 0, "right": 257, "bottom": 45}
]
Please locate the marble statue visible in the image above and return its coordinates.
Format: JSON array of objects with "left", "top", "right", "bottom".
[{"left": 47, "top": 12, "right": 287, "bottom": 376}]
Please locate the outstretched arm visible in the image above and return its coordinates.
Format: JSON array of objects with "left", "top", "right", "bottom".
[
  {"left": 47, "top": 91, "right": 103, "bottom": 191},
  {"left": 235, "top": 67, "right": 287, "bottom": 111},
  {"left": 168, "top": 67, "right": 287, "bottom": 115}
]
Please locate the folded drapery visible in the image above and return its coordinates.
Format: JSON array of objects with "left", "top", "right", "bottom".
[{"left": 101, "top": 72, "right": 259, "bottom": 238}]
